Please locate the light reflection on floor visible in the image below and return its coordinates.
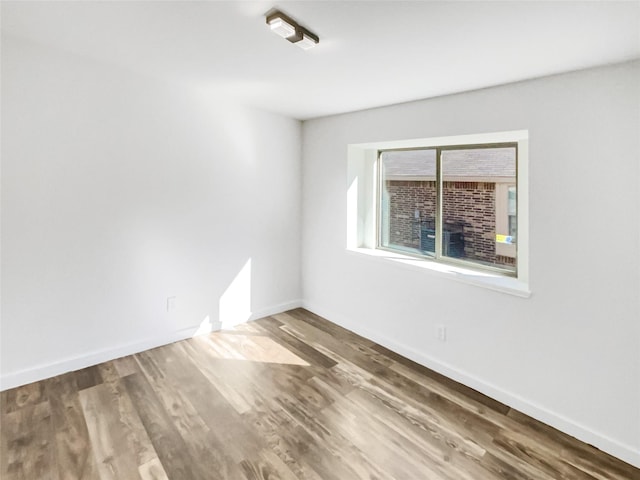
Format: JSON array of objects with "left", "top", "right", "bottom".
[{"left": 202, "top": 330, "right": 309, "bottom": 366}]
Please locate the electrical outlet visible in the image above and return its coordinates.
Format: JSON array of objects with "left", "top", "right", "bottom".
[
  {"left": 167, "top": 296, "right": 177, "bottom": 312},
  {"left": 436, "top": 324, "right": 447, "bottom": 342}
]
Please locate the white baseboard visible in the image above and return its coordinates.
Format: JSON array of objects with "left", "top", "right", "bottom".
[
  {"left": 302, "top": 301, "right": 640, "bottom": 469},
  {"left": 250, "top": 300, "right": 303, "bottom": 322},
  {"left": 0, "top": 299, "right": 302, "bottom": 392}
]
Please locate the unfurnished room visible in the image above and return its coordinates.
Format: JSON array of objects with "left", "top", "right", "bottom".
[{"left": 1, "top": 1, "right": 639, "bottom": 479}]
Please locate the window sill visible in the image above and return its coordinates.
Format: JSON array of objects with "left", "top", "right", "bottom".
[{"left": 346, "top": 247, "right": 531, "bottom": 298}]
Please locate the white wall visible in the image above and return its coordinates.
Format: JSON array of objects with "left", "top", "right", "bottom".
[
  {"left": 302, "top": 61, "right": 640, "bottom": 466},
  {"left": 2, "top": 30, "right": 638, "bottom": 469},
  {"left": 1, "top": 36, "right": 302, "bottom": 388}
]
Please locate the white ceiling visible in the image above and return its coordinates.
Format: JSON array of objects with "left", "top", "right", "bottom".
[{"left": 2, "top": 1, "right": 639, "bottom": 120}]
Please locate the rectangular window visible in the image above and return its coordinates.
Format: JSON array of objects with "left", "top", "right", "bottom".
[{"left": 378, "top": 143, "right": 517, "bottom": 274}]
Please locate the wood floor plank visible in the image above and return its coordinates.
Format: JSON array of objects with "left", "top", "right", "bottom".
[
  {"left": 74, "top": 366, "right": 103, "bottom": 391},
  {"left": 123, "top": 370, "right": 210, "bottom": 480},
  {"left": 2, "top": 308, "right": 638, "bottom": 480},
  {"left": 1, "top": 381, "right": 47, "bottom": 414},
  {"left": 160, "top": 341, "right": 294, "bottom": 476},
  {"left": 112, "top": 356, "right": 141, "bottom": 378},
  {"left": 96, "top": 362, "right": 120, "bottom": 385},
  {"left": 373, "top": 341, "right": 511, "bottom": 415},
  {"left": 345, "top": 385, "right": 488, "bottom": 480},
  {"left": 287, "top": 308, "right": 377, "bottom": 348},
  {"left": 173, "top": 340, "right": 337, "bottom": 479},
  {"left": 178, "top": 338, "right": 256, "bottom": 415},
  {"left": 278, "top": 311, "right": 541, "bottom": 462},
  {"left": 210, "top": 330, "right": 309, "bottom": 366},
  {"left": 276, "top": 314, "right": 498, "bottom": 455},
  {"left": 283, "top": 377, "right": 394, "bottom": 480},
  {"left": 239, "top": 448, "right": 300, "bottom": 480},
  {"left": 490, "top": 430, "right": 598, "bottom": 480},
  {"left": 506, "top": 409, "right": 639, "bottom": 480},
  {"left": 317, "top": 386, "right": 443, "bottom": 479},
  {"left": 254, "top": 316, "right": 338, "bottom": 369},
  {"left": 105, "top": 380, "right": 163, "bottom": 471},
  {"left": 137, "top": 342, "right": 281, "bottom": 477},
  {"left": 78, "top": 384, "right": 140, "bottom": 480},
  {"left": 240, "top": 401, "right": 329, "bottom": 480},
  {"left": 44, "top": 372, "right": 99, "bottom": 480},
  {"left": 388, "top": 358, "right": 507, "bottom": 421},
  {"left": 242, "top": 359, "right": 391, "bottom": 480},
  {"left": 134, "top": 347, "right": 245, "bottom": 479},
  {"left": 274, "top": 312, "right": 393, "bottom": 370},
  {"left": 137, "top": 457, "right": 169, "bottom": 480},
  {"left": 1, "top": 401, "right": 59, "bottom": 480}
]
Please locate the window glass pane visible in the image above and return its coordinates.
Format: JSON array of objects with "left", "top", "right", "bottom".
[
  {"left": 380, "top": 149, "right": 437, "bottom": 256},
  {"left": 508, "top": 186, "right": 517, "bottom": 240},
  {"left": 441, "top": 147, "right": 516, "bottom": 271}
]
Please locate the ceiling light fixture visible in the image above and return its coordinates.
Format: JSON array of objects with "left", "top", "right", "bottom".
[
  {"left": 268, "top": 15, "right": 296, "bottom": 39},
  {"left": 296, "top": 31, "right": 319, "bottom": 50},
  {"left": 266, "top": 10, "right": 319, "bottom": 49}
]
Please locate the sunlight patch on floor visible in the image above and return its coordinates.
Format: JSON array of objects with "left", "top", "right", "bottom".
[{"left": 205, "top": 332, "right": 309, "bottom": 366}]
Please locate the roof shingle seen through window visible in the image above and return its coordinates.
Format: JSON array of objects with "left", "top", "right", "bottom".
[{"left": 382, "top": 148, "right": 516, "bottom": 179}]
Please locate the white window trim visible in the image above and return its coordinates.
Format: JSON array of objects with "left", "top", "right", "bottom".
[{"left": 347, "top": 130, "right": 530, "bottom": 297}]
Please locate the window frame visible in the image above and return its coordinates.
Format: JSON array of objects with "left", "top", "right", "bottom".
[
  {"left": 375, "top": 141, "right": 519, "bottom": 277},
  {"left": 346, "top": 130, "right": 529, "bottom": 296}
]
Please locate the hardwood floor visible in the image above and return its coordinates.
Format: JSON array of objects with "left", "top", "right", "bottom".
[{"left": 1, "top": 308, "right": 638, "bottom": 479}]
